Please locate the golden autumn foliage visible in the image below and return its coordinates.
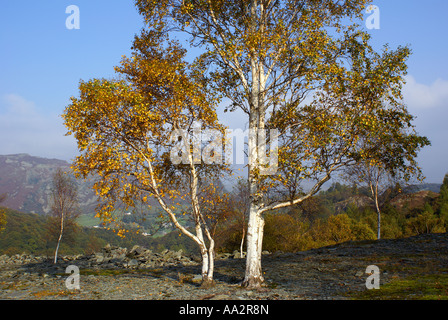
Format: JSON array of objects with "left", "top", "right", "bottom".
[
  {"left": 63, "top": 30, "right": 229, "bottom": 284},
  {"left": 261, "top": 212, "right": 376, "bottom": 252},
  {"left": 64, "top": 0, "right": 431, "bottom": 288},
  {"left": 265, "top": 42, "right": 430, "bottom": 210}
]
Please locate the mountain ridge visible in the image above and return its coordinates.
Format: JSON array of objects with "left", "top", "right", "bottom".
[
  {"left": 0, "top": 153, "right": 442, "bottom": 217},
  {"left": 0, "top": 153, "right": 97, "bottom": 215}
]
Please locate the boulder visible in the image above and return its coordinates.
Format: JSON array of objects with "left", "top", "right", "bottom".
[
  {"left": 142, "top": 261, "right": 156, "bottom": 268},
  {"left": 127, "top": 259, "right": 139, "bottom": 268},
  {"left": 127, "top": 245, "right": 145, "bottom": 258},
  {"left": 232, "top": 250, "right": 246, "bottom": 259},
  {"left": 216, "top": 253, "right": 232, "bottom": 260},
  {"left": 95, "top": 254, "right": 105, "bottom": 264}
]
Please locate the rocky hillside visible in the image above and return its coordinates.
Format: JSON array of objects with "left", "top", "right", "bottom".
[
  {"left": 389, "top": 189, "right": 440, "bottom": 211},
  {"left": 0, "top": 154, "right": 97, "bottom": 215},
  {"left": 334, "top": 194, "right": 373, "bottom": 213},
  {"left": 333, "top": 186, "right": 442, "bottom": 214}
]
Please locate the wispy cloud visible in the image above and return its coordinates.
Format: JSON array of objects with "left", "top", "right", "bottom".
[
  {"left": 402, "top": 76, "right": 448, "bottom": 182},
  {"left": 403, "top": 75, "right": 448, "bottom": 109},
  {"left": 3, "top": 94, "right": 38, "bottom": 116},
  {"left": 0, "top": 94, "right": 77, "bottom": 161}
]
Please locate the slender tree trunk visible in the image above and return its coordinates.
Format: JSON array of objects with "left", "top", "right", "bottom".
[
  {"left": 240, "top": 226, "right": 246, "bottom": 258},
  {"left": 54, "top": 214, "right": 64, "bottom": 264},
  {"left": 196, "top": 228, "right": 215, "bottom": 288},
  {"left": 374, "top": 195, "right": 381, "bottom": 240},
  {"left": 370, "top": 181, "right": 381, "bottom": 240},
  {"left": 204, "top": 238, "right": 215, "bottom": 287},
  {"left": 187, "top": 136, "right": 216, "bottom": 287}
]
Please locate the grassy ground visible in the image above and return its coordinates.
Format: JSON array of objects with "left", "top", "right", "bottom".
[
  {"left": 76, "top": 213, "right": 102, "bottom": 227},
  {"left": 347, "top": 273, "right": 448, "bottom": 300}
]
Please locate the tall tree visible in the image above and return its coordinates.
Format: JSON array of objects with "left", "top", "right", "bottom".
[
  {"left": 64, "top": 31, "right": 228, "bottom": 286},
  {"left": 344, "top": 160, "right": 393, "bottom": 240},
  {"left": 134, "top": 0, "right": 430, "bottom": 288},
  {"left": 49, "top": 168, "right": 80, "bottom": 264}
]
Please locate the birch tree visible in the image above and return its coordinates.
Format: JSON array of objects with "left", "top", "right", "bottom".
[
  {"left": 50, "top": 168, "right": 80, "bottom": 264},
  {"left": 89, "top": 0, "right": 429, "bottom": 288},
  {"left": 344, "top": 160, "right": 392, "bottom": 240},
  {"left": 63, "top": 31, "right": 228, "bottom": 286},
  {"left": 343, "top": 123, "right": 429, "bottom": 241}
]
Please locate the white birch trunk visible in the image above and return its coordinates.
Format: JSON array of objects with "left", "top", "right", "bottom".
[
  {"left": 243, "top": 203, "right": 265, "bottom": 288},
  {"left": 243, "top": 108, "right": 266, "bottom": 287},
  {"left": 242, "top": 9, "right": 269, "bottom": 286},
  {"left": 240, "top": 227, "right": 246, "bottom": 258},
  {"left": 54, "top": 214, "right": 64, "bottom": 264},
  {"left": 144, "top": 125, "right": 218, "bottom": 286},
  {"left": 370, "top": 180, "right": 381, "bottom": 240},
  {"left": 206, "top": 238, "right": 215, "bottom": 285},
  {"left": 374, "top": 184, "right": 381, "bottom": 240},
  {"left": 195, "top": 225, "right": 215, "bottom": 287}
]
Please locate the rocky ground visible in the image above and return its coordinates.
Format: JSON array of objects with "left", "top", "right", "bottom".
[{"left": 1, "top": 233, "right": 448, "bottom": 300}]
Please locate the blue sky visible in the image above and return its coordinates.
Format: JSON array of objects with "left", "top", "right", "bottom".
[{"left": 0, "top": 1, "right": 447, "bottom": 184}]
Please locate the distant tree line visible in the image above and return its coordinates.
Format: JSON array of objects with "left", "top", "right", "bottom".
[{"left": 214, "top": 174, "right": 448, "bottom": 253}]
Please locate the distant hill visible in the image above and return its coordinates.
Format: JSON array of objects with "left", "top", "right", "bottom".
[
  {"left": 389, "top": 190, "right": 440, "bottom": 212},
  {"left": 0, "top": 154, "right": 98, "bottom": 215},
  {"left": 332, "top": 189, "right": 441, "bottom": 214},
  {"left": 403, "top": 183, "right": 442, "bottom": 194},
  {"left": 333, "top": 194, "right": 374, "bottom": 213},
  {"left": 0, "top": 154, "right": 197, "bottom": 239},
  {"left": 318, "top": 180, "right": 442, "bottom": 215}
]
